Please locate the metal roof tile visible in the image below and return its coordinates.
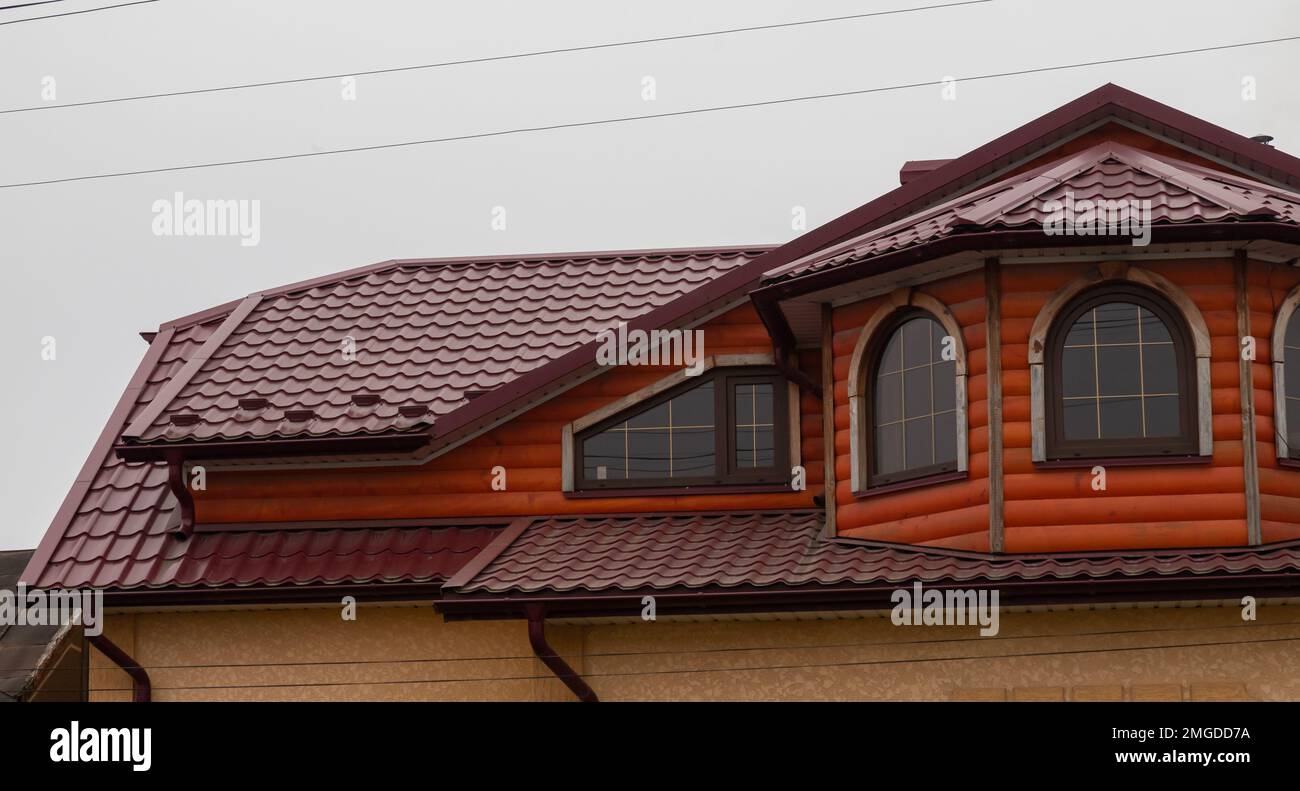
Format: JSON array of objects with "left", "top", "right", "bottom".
[{"left": 449, "top": 511, "right": 1300, "bottom": 596}]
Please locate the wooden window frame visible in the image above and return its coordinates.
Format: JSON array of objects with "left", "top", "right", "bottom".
[
  {"left": 1044, "top": 283, "right": 1199, "bottom": 460},
  {"left": 862, "top": 308, "right": 961, "bottom": 488},
  {"left": 573, "top": 367, "right": 790, "bottom": 491},
  {"left": 1273, "top": 282, "right": 1300, "bottom": 462}
]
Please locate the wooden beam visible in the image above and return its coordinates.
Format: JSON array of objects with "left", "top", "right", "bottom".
[
  {"left": 985, "top": 258, "right": 1005, "bottom": 552},
  {"left": 1235, "top": 250, "right": 1262, "bottom": 545},
  {"left": 821, "top": 303, "right": 837, "bottom": 538}
]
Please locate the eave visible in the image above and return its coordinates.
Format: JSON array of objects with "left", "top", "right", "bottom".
[
  {"left": 437, "top": 570, "right": 1300, "bottom": 621},
  {"left": 114, "top": 430, "right": 431, "bottom": 463}
]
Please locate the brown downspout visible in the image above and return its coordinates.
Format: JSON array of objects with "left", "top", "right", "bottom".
[
  {"left": 87, "top": 633, "right": 151, "bottom": 703},
  {"left": 525, "top": 604, "right": 597, "bottom": 702},
  {"left": 165, "top": 450, "right": 195, "bottom": 539},
  {"left": 752, "top": 291, "right": 823, "bottom": 399}
]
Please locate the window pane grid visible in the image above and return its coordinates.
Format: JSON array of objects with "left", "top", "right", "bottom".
[
  {"left": 872, "top": 316, "right": 957, "bottom": 478},
  {"left": 583, "top": 382, "right": 716, "bottom": 480},
  {"left": 1059, "top": 302, "right": 1182, "bottom": 442},
  {"left": 734, "top": 383, "right": 775, "bottom": 469}
]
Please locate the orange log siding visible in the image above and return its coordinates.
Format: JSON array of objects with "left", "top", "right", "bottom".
[
  {"left": 192, "top": 304, "right": 822, "bottom": 523},
  {"left": 834, "top": 257, "right": 1300, "bottom": 553},
  {"left": 1253, "top": 259, "right": 1300, "bottom": 543},
  {"left": 833, "top": 270, "right": 992, "bottom": 549},
  {"left": 190, "top": 251, "right": 1300, "bottom": 553}
]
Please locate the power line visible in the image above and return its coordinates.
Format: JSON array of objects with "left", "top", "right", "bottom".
[
  {"left": 0, "top": 1, "right": 65, "bottom": 12},
  {"left": 3, "top": 34, "right": 1297, "bottom": 191},
  {"left": 0, "top": 0, "right": 993, "bottom": 115},
  {"left": 71, "top": 633, "right": 1300, "bottom": 695},
  {"left": 0, "top": 0, "right": 154, "bottom": 26}
]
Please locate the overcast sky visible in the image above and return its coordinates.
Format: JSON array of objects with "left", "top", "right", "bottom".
[{"left": 1, "top": 0, "right": 1298, "bottom": 549}]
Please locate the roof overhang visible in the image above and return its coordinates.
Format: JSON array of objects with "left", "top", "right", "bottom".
[
  {"left": 114, "top": 430, "right": 432, "bottom": 463},
  {"left": 437, "top": 570, "right": 1300, "bottom": 621},
  {"left": 751, "top": 221, "right": 1300, "bottom": 345}
]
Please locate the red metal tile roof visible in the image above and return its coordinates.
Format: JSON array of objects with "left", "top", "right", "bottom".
[
  {"left": 85, "top": 525, "right": 500, "bottom": 590},
  {"left": 24, "top": 247, "right": 768, "bottom": 591},
  {"left": 124, "top": 248, "right": 769, "bottom": 445},
  {"left": 764, "top": 142, "right": 1300, "bottom": 283},
  {"left": 446, "top": 511, "right": 1300, "bottom": 596}
]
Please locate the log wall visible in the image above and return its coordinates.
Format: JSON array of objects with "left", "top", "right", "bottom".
[{"left": 192, "top": 304, "right": 822, "bottom": 522}]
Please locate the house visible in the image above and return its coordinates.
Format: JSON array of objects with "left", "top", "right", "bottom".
[
  {"left": 1, "top": 550, "right": 87, "bottom": 702},
  {"left": 22, "top": 83, "right": 1300, "bottom": 701}
]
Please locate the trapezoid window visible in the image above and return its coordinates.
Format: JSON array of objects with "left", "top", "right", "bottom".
[
  {"left": 865, "top": 311, "right": 959, "bottom": 486},
  {"left": 1046, "top": 284, "right": 1197, "bottom": 459},
  {"left": 575, "top": 369, "right": 788, "bottom": 490}
]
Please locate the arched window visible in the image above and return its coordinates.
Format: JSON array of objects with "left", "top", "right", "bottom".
[
  {"left": 1282, "top": 316, "right": 1300, "bottom": 458},
  {"left": 865, "top": 310, "right": 960, "bottom": 486},
  {"left": 1274, "top": 285, "right": 1300, "bottom": 461},
  {"left": 1045, "top": 284, "right": 1197, "bottom": 459}
]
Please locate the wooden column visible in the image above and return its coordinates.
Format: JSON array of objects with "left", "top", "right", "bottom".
[
  {"left": 985, "top": 258, "right": 1005, "bottom": 552},
  {"left": 1235, "top": 251, "right": 1262, "bottom": 545},
  {"left": 821, "top": 303, "right": 837, "bottom": 537}
]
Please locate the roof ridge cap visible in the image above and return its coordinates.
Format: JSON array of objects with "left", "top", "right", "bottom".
[
  {"left": 1113, "top": 143, "right": 1281, "bottom": 217},
  {"left": 121, "top": 294, "right": 264, "bottom": 441}
]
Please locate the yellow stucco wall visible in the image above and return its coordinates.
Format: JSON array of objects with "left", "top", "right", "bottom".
[{"left": 90, "top": 602, "right": 1300, "bottom": 702}]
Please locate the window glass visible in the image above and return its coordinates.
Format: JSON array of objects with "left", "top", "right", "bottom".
[
  {"left": 1287, "top": 315, "right": 1300, "bottom": 453},
  {"left": 734, "top": 383, "right": 775, "bottom": 469},
  {"left": 1059, "top": 303, "right": 1180, "bottom": 440},
  {"left": 582, "top": 381, "right": 716, "bottom": 481},
  {"left": 872, "top": 315, "right": 958, "bottom": 481}
]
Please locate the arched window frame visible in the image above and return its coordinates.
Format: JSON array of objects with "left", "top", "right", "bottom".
[
  {"left": 847, "top": 289, "right": 968, "bottom": 493},
  {"left": 1028, "top": 262, "right": 1213, "bottom": 463},
  {"left": 1272, "top": 282, "right": 1300, "bottom": 462}
]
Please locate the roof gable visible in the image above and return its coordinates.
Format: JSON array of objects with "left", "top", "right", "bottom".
[
  {"left": 765, "top": 141, "right": 1300, "bottom": 281},
  {"left": 757, "top": 83, "right": 1300, "bottom": 283}
]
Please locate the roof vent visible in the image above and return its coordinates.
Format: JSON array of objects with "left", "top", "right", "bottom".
[
  {"left": 170, "top": 413, "right": 200, "bottom": 426},
  {"left": 398, "top": 405, "right": 429, "bottom": 418},
  {"left": 1250, "top": 134, "right": 1275, "bottom": 146},
  {"left": 238, "top": 397, "right": 269, "bottom": 411},
  {"left": 899, "top": 158, "right": 953, "bottom": 185},
  {"left": 351, "top": 394, "right": 381, "bottom": 407},
  {"left": 284, "top": 409, "right": 315, "bottom": 422}
]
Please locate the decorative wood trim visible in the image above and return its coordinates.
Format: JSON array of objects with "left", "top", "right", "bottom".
[
  {"left": 1271, "top": 281, "right": 1300, "bottom": 460},
  {"left": 985, "top": 258, "right": 1005, "bottom": 553},
  {"left": 1236, "top": 252, "right": 1262, "bottom": 545},
  {"left": 787, "top": 380, "right": 802, "bottom": 473},
  {"left": 562, "top": 483, "right": 795, "bottom": 499},
  {"left": 1034, "top": 454, "right": 1212, "bottom": 469},
  {"left": 821, "top": 303, "right": 837, "bottom": 537},
  {"left": 1027, "top": 262, "right": 1214, "bottom": 461},
  {"left": 560, "top": 424, "right": 575, "bottom": 493},
  {"left": 851, "top": 469, "right": 969, "bottom": 499},
  {"left": 846, "top": 288, "right": 970, "bottom": 492}
]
